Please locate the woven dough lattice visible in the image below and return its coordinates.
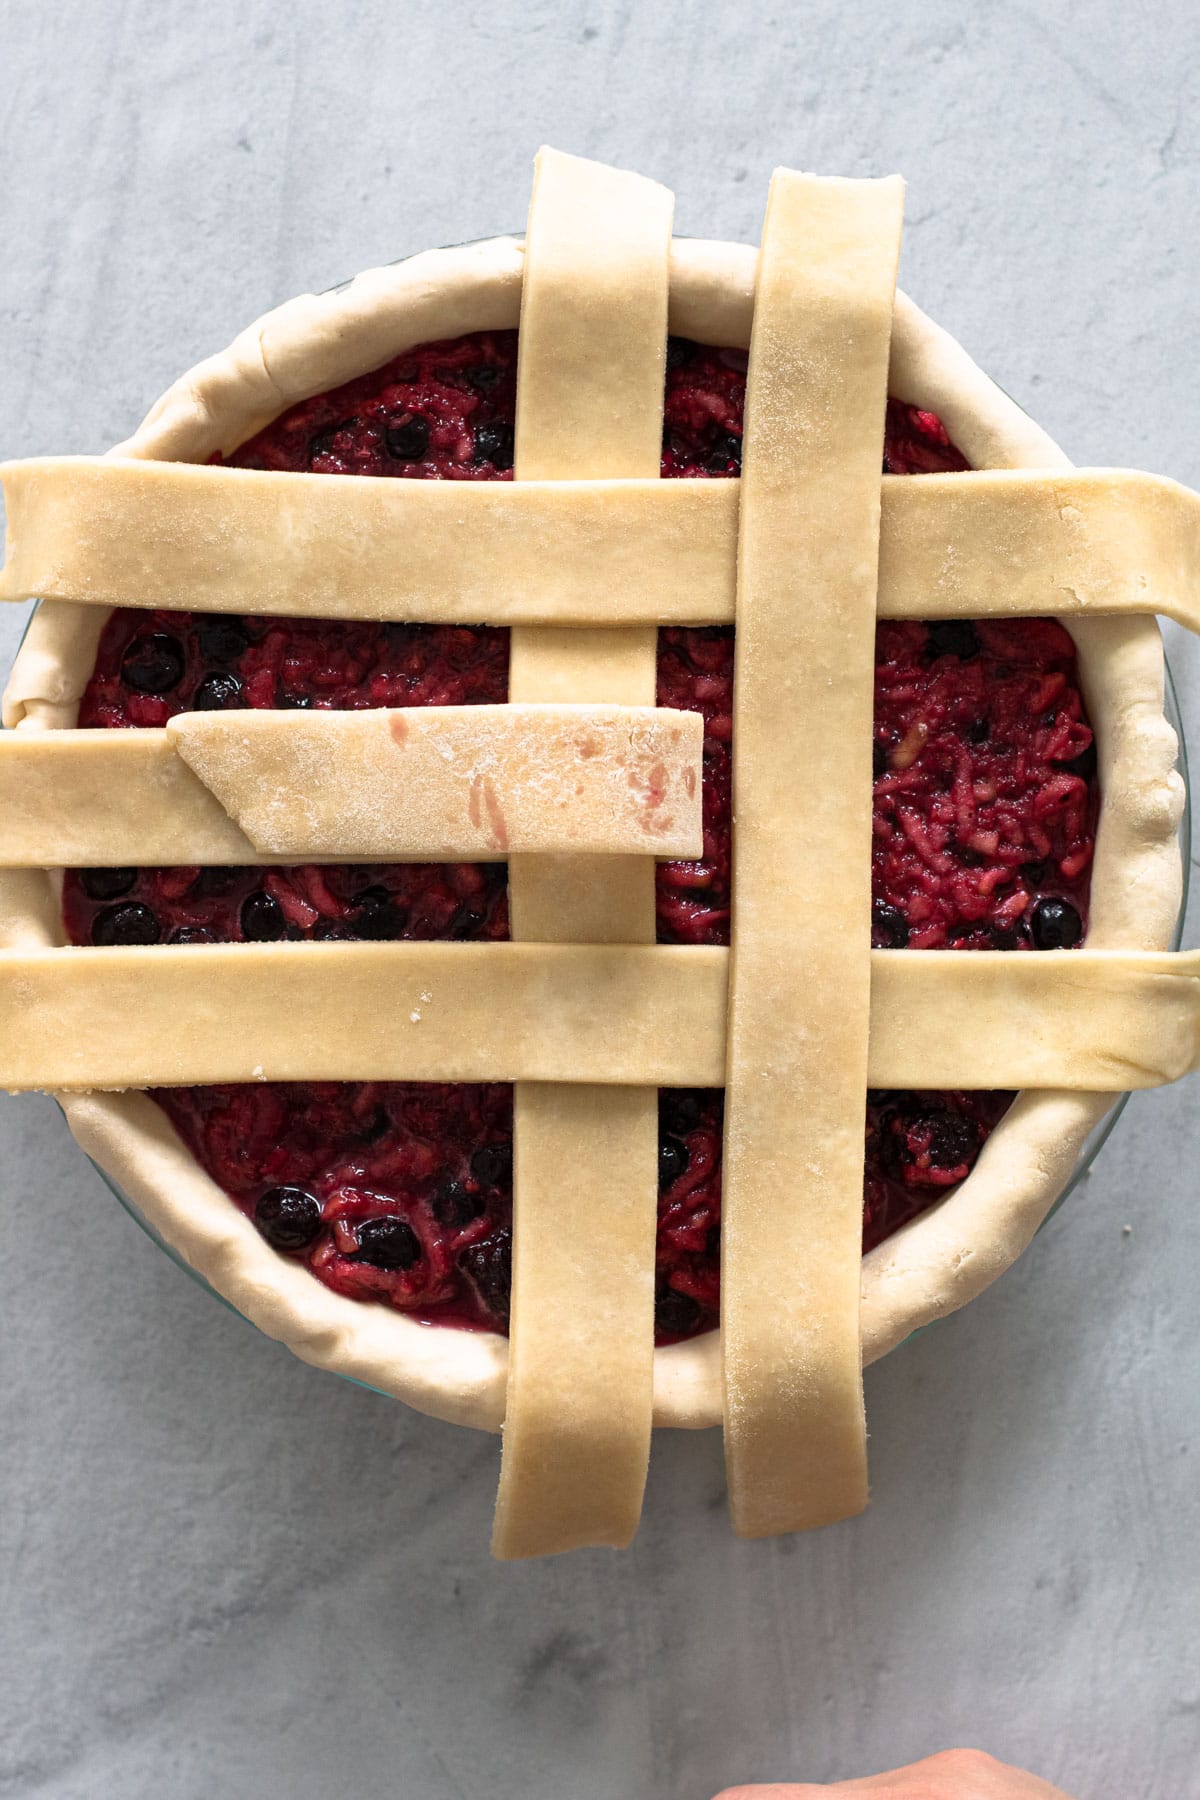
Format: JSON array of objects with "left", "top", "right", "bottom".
[{"left": 4, "top": 149, "right": 1200, "bottom": 1558}]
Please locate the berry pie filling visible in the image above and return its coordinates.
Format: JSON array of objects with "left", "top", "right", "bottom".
[{"left": 65, "top": 331, "right": 1098, "bottom": 1343}]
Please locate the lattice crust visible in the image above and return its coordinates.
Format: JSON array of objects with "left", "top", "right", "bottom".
[{"left": 1, "top": 150, "right": 1199, "bottom": 1559}]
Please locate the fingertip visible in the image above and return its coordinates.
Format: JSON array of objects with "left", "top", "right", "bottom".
[{"left": 709, "top": 1789, "right": 822, "bottom": 1800}]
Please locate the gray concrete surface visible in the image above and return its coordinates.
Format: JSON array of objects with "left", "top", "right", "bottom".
[{"left": 2, "top": 4, "right": 1199, "bottom": 1796}]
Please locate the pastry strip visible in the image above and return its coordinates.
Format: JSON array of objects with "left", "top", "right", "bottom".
[
  {"left": 880, "top": 467, "right": 1200, "bottom": 627},
  {"left": 170, "top": 705, "right": 701, "bottom": 859},
  {"left": 1, "top": 944, "right": 1196, "bottom": 1091},
  {"left": 494, "top": 149, "right": 672, "bottom": 1559},
  {"left": 0, "top": 730, "right": 259, "bottom": 865},
  {"left": 0, "top": 457, "right": 733, "bottom": 626},
  {"left": 0, "top": 942, "right": 725, "bottom": 1091},
  {"left": 0, "top": 707, "right": 702, "bottom": 865},
  {"left": 867, "top": 948, "right": 1200, "bottom": 1088},
  {"left": 6, "top": 459, "right": 1200, "bottom": 631},
  {"left": 721, "top": 172, "right": 904, "bottom": 1539}
]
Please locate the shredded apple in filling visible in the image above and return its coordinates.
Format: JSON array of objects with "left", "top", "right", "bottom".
[{"left": 64, "top": 330, "right": 1097, "bottom": 1343}]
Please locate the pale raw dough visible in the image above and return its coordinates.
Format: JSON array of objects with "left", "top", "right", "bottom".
[
  {"left": 0, "top": 706, "right": 702, "bottom": 865},
  {"left": 0, "top": 729, "right": 258, "bottom": 865},
  {"left": 494, "top": 149, "right": 673, "bottom": 1558},
  {"left": 9, "top": 459, "right": 1200, "bottom": 634},
  {"left": 2, "top": 942, "right": 1195, "bottom": 1094},
  {"left": 719, "top": 172, "right": 903, "bottom": 1539},
  {"left": 0, "top": 940, "right": 727, "bottom": 1091},
  {"left": 169, "top": 704, "right": 701, "bottom": 859},
  {"left": 0, "top": 457, "right": 736, "bottom": 627},
  {"left": 0, "top": 212, "right": 1186, "bottom": 1442},
  {"left": 879, "top": 467, "right": 1200, "bottom": 628},
  {"left": 496, "top": 1083, "right": 660, "bottom": 1557},
  {"left": 867, "top": 948, "right": 1200, "bottom": 1088}
]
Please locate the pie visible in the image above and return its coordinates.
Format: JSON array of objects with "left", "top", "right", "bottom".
[{"left": 3, "top": 149, "right": 1199, "bottom": 1557}]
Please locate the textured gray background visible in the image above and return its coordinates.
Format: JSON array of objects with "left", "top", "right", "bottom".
[{"left": 2, "top": 4, "right": 1199, "bottom": 1797}]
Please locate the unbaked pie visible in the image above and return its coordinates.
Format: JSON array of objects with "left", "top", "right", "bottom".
[{"left": 3, "top": 149, "right": 1200, "bottom": 1557}]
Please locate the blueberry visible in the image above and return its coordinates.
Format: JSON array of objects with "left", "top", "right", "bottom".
[
  {"left": 666, "top": 336, "right": 695, "bottom": 370},
  {"left": 430, "top": 1179, "right": 484, "bottom": 1229},
  {"left": 196, "top": 617, "right": 250, "bottom": 662},
  {"left": 470, "top": 1142, "right": 513, "bottom": 1190},
  {"left": 926, "top": 620, "right": 980, "bottom": 661},
  {"left": 1029, "top": 896, "right": 1083, "bottom": 950},
  {"left": 312, "top": 919, "right": 348, "bottom": 941},
  {"left": 968, "top": 717, "right": 990, "bottom": 744},
  {"left": 355, "top": 1216, "right": 422, "bottom": 1270},
  {"left": 449, "top": 905, "right": 486, "bottom": 939},
  {"left": 80, "top": 867, "right": 137, "bottom": 901},
  {"left": 193, "top": 672, "right": 243, "bottom": 710},
  {"left": 872, "top": 741, "right": 887, "bottom": 780},
  {"left": 705, "top": 431, "right": 742, "bottom": 472},
  {"left": 662, "top": 1089, "right": 703, "bottom": 1135},
  {"left": 385, "top": 413, "right": 430, "bottom": 461},
  {"left": 92, "top": 902, "right": 160, "bottom": 946},
  {"left": 307, "top": 418, "right": 358, "bottom": 465},
  {"left": 350, "top": 882, "right": 390, "bottom": 907},
  {"left": 459, "top": 1228, "right": 512, "bottom": 1322},
  {"left": 466, "top": 362, "right": 503, "bottom": 391},
  {"left": 472, "top": 421, "right": 514, "bottom": 470},
  {"left": 168, "top": 926, "right": 215, "bottom": 945},
  {"left": 871, "top": 899, "right": 910, "bottom": 949},
  {"left": 276, "top": 690, "right": 313, "bottom": 709},
  {"left": 926, "top": 1113, "right": 979, "bottom": 1170},
  {"left": 347, "top": 874, "right": 394, "bottom": 907},
  {"left": 120, "top": 632, "right": 185, "bottom": 694},
  {"left": 240, "top": 891, "right": 285, "bottom": 941},
  {"left": 195, "top": 866, "right": 244, "bottom": 897},
  {"left": 255, "top": 1185, "right": 323, "bottom": 1252},
  {"left": 658, "top": 1135, "right": 689, "bottom": 1191},
  {"left": 351, "top": 887, "right": 408, "bottom": 940},
  {"left": 654, "top": 1287, "right": 702, "bottom": 1337}
]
